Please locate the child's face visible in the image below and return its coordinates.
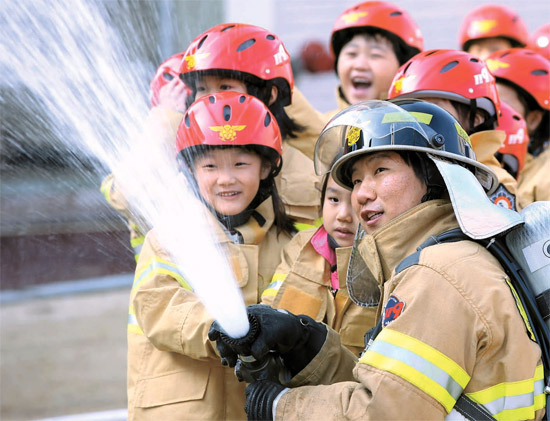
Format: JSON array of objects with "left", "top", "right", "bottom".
[
  {"left": 337, "top": 33, "right": 400, "bottom": 104},
  {"left": 194, "top": 148, "right": 270, "bottom": 216},
  {"left": 195, "top": 75, "right": 248, "bottom": 99},
  {"left": 322, "top": 176, "right": 358, "bottom": 247},
  {"left": 496, "top": 83, "right": 526, "bottom": 118},
  {"left": 467, "top": 38, "right": 513, "bottom": 61}
]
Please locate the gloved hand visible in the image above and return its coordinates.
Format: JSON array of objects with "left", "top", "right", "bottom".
[
  {"left": 244, "top": 379, "right": 287, "bottom": 421},
  {"left": 208, "top": 304, "right": 327, "bottom": 376}
]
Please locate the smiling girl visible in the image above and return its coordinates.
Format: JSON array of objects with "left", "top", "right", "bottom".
[
  {"left": 261, "top": 159, "right": 375, "bottom": 356},
  {"left": 126, "top": 92, "right": 294, "bottom": 420}
]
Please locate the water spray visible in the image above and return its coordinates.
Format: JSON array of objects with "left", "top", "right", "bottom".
[{"left": 2, "top": 0, "right": 250, "bottom": 338}]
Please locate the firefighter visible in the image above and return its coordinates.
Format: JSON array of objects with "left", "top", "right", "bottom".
[
  {"left": 127, "top": 92, "right": 295, "bottom": 420},
  {"left": 261, "top": 163, "right": 375, "bottom": 356},
  {"left": 100, "top": 51, "right": 189, "bottom": 262},
  {"left": 327, "top": 0, "right": 423, "bottom": 116},
  {"left": 388, "top": 48, "right": 519, "bottom": 210},
  {"left": 486, "top": 48, "right": 550, "bottom": 208},
  {"left": 179, "top": 23, "right": 325, "bottom": 230},
  {"left": 210, "top": 99, "right": 545, "bottom": 420},
  {"left": 458, "top": 4, "right": 529, "bottom": 60}
]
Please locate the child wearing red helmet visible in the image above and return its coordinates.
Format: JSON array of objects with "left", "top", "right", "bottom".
[
  {"left": 178, "top": 23, "right": 326, "bottom": 230},
  {"left": 458, "top": 4, "right": 529, "bottom": 60},
  {"left": 487, "top": 48, "right": 550, "bottom": 207},
  {"left": 127, "top": 92, "right": 295, "bottom": 420},
  {"left": 495, "top": 102, "right": 530, "bottom": 181},
  {"left": 387, "top": 49, "right": 519, "bottom": 210},
  {"left": 327, "top": 1, "right": 423, "bottom": 116}
]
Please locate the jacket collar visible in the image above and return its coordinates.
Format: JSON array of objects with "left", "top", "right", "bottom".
[
  {"left": 209, "top": 197, "right": 275, "bottom": 245},
  {"left": 470, "top": 130, "right": 506, "bottom": 162},
  {"left": 359, "top": 200, "right": 458, "bottom": 282}
]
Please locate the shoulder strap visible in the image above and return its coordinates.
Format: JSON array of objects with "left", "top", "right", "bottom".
[
  {"left": 395, "top": 228, "right": 468, "bottom": 275},
  {"left": 393, "top": 229, "right": 550, "bottom": 420}
]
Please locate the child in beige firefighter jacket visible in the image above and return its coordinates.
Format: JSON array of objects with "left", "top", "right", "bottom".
[{"left": 126, "top": 92, "right": 295, "bottom": 420}]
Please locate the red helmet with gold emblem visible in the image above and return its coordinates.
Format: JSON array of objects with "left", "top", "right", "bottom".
[
  {"left": 496, "top": 102, "right": 529, "bottom": 179},
  {"left": 330, "top": 1, "right": 423, "bottom": 64},
  {"left": 179, "top": 23, "right": 293, "bottom": 106},
  {"left": 529, "top": 23, "right": 550, "bottom": 60},
  {"left": 388, "top": 49, "right": 501, "bottom": 128},
  {"left": 149, "top": 52, "right": 188, "bottom": 108},
  {"left": 487, "top": 48, "right": 550, "bottom": 111},
  {"left": 176, "top": 91, "right": 282, "bottom": 173},
  {"left": 458, "top": 4, "right": 529, "bottom": 51}
]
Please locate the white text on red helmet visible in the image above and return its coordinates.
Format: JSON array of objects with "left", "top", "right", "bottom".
[
  {"left": 274, "top": 45, "right": 289, "bottom": 65},
  {"left": 474, "top": 67, "right": 492, "bottom": 86},
  {"left": 508, "top": 128, "right": 526, "bottom": 144}
]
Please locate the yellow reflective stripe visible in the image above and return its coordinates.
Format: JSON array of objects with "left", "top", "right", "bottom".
[
  {"left": 505, "top": 278, "right": 535, "bottom": 341},
  {"left": 100, "top": 176, "right": 114, "bottom": 202},
  {"left": 379, "top": 329, "right": 470, "bottom": 388},
  {"left": 130, "top": 235, "right": 145, "bottom": 249},
  {"left": 131, "top": 235, "right": 145, "bottom": 262},
  {"left": 127, "top": 306, "right": 144, "bottom": 335},
  {"left": 381, "top": 112, "right": 418, "bottom": 124},
  {"left": 261, "top": 273, "right": 287, "bottom": 298},
  {"left": 133, "top": 257, "right": 192, "bottom": 292},
  {"left": 360, "top": 328, "right": 470, "bottom": 413},
  {"left": 127, "top": 324, "right": 144, "bottom": 335},
  {"left": 466, "top": 364, "right": 545, "bottom": 421}
]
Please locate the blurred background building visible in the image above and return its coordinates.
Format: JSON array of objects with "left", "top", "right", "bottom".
[{"left": 1, "top": 0, "right": 548, "bottom": 419}]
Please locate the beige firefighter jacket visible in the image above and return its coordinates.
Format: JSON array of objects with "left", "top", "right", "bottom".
[
  {"left": 323, "top": 86, "right": 351, "bottom": 122},
  {"left": 470, "top": 130, "right": 519, "bottom": 210},
  {"left": 517, "top": 149, "right": 550, "bottom": 210},
  {"left": 127, "top": 198, "right": 292, "bottom": 420},
  {"left": 261, "top": 227, "right": 376, "bottom": 356},
  {"left": 275, "top": 200, "right": 545, "bottom": 420},
  {"left": 283, "top": 87, "right": 329, "bottom": 161}
]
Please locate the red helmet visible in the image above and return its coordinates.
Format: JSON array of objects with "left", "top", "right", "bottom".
[
  {"left": 388, "top": 49, "right": 501, "bottom": 126},
  {"left": 458, "top": 4, "right": 529, "bottom": 51},
  {"left": 487, "top": 48, "right": 550, "bottom": 111},
  {"left": 529, "top": 23, "right": 550, "bottom": 60},
  {"left": 176, "top": 91, "right": 282, "bottom": 172},
  {"left": 330, "top": 1, "right": 423, "bottom": 61},
  {"left": 496, "top": 102, "right": 529, "bottom": 179},
  {"left": 149, "top": 52, "right": 187, "bottom": 108},
  {"left": 180, "top": 23, "right": 293, "bottom": 106}
]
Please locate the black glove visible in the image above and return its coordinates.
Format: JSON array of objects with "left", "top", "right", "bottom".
[
  {"left": 244, "top": 380, "right": 286, "bottom": 421},
  {"left": 209, "top": 304, "right": 327, "bottom": 376}
]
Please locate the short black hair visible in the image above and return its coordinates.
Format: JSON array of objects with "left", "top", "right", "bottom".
[{"left": 332, "top": 27, "right": 421, "bottom": 71}]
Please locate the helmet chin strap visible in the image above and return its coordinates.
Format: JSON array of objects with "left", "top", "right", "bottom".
[{"left": 214, "top": 179, "right": 272, "bottom": 232}]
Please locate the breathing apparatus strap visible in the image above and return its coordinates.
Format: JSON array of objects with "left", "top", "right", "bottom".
[{"left": 393, "top": 228, "right": 550, "bottom": 420}]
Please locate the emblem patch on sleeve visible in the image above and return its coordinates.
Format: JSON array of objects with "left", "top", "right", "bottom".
[
  {"left": 383, "top": 294, "right": 405, "bottom": 327},
  {"left": 489, "top": 184, "right": 516, "bottom": 210}
]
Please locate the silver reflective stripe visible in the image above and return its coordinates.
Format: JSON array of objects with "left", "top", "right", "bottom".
[
  {"left": 133, "top": 259, "right": 186, "bottom": 289},
  {"left": 534, "top": 377, "right": 545, "bottom": 396},
  {"left": 370, "top": 339, "right": 464, "bottom": 400},
  {"left": 128, "top": 313, "right": 138, "bottom": 326},
  {"left": 133, "top": 243, "right": 143, "bottom": 255},
  {"left": 266, "top": 280, "right": 283, "bottom": 291},
  {"left": 482, "top": 392, "right": 534, "bottom": 416}
]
